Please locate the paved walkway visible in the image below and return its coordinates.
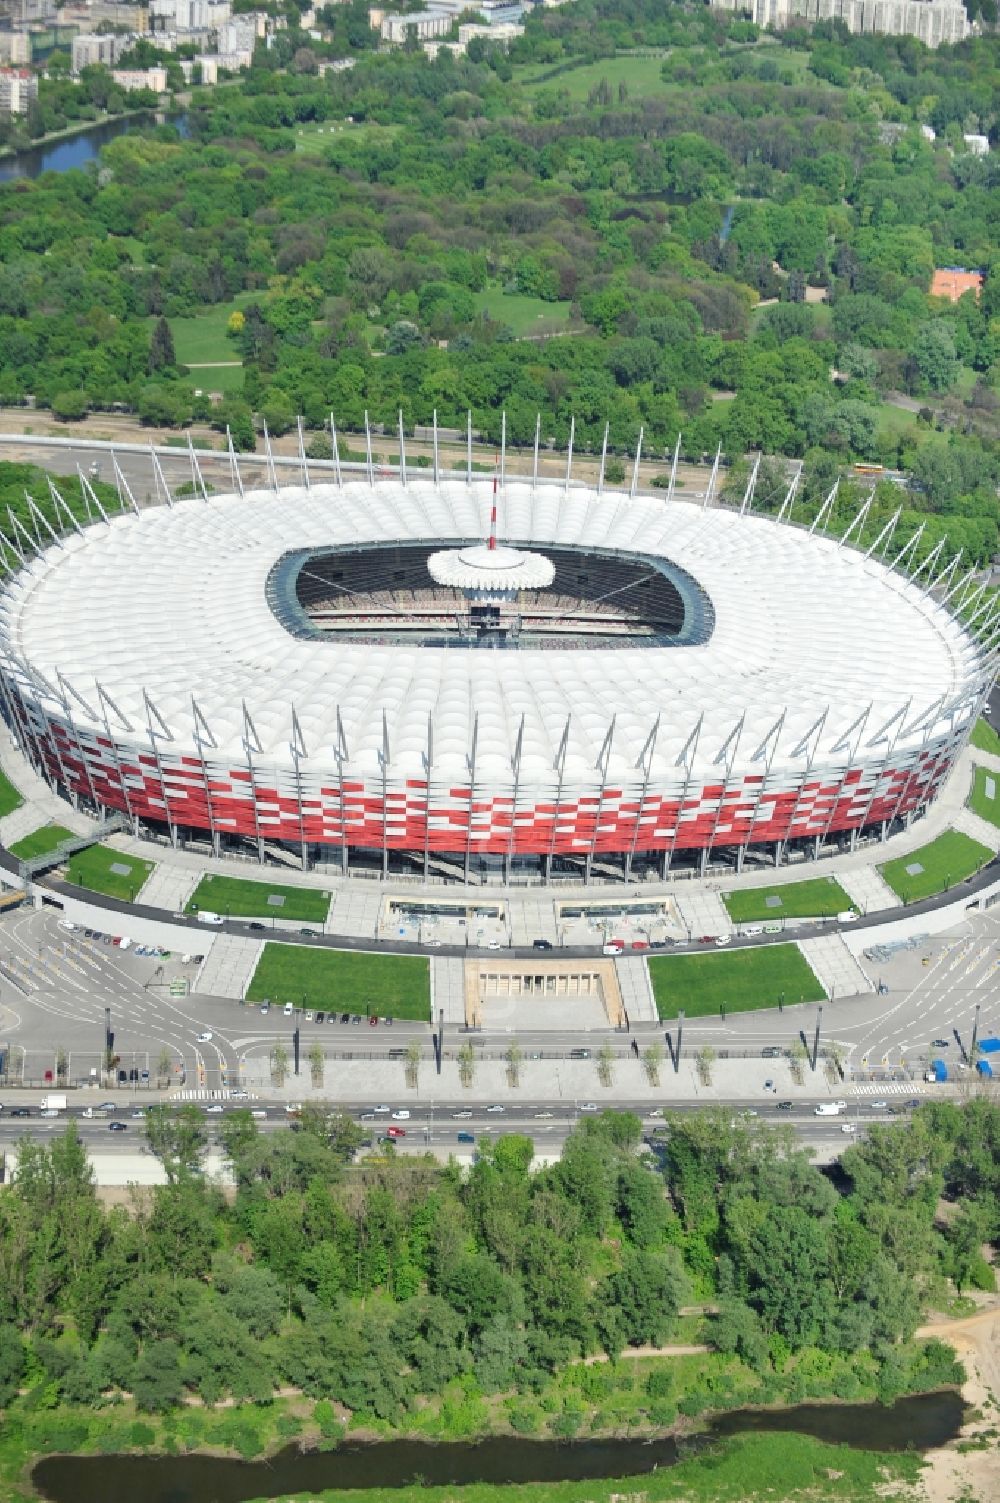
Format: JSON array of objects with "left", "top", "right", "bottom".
[
  {"left": 798, "top": 934, "right": 872, "bottom": 1000},
  {"left": 194, "top": 936, "right": 263, "bottom": 999}
]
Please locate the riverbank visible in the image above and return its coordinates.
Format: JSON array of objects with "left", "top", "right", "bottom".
[
  {"left": 916, "top": 1301, "right": 1000, "bottom": 1503},
  {"left": 0, "top": 107, "right": 158, "bottom": 162}
]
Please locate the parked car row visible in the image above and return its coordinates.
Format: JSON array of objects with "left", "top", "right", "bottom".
[{"left": 257, "top": 1001, "right": 393, "bottom": 1026}]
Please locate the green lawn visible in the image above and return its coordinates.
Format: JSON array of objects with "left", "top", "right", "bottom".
[
  {"left": 517, "top": 53, "right": 669, "bottom": 101},
  {"left": 247, "top": 943, "right": 431, "bottom": 1021},
  {"left": 64, "top": 844, "right": 154, "bottom": 901},
  {"left": 879, "top": 829, "right": 992, "bottom": 904},
  {"left": 9, "top": 823, "right": 73, "bottom": 860},
  {"left": 163, "top": 291, "right": 256, "bottom": 367},
  {"left": 971, "top": 717, "right": 1000, "bottom": 756},
  {"left": 186, "top": 364, "right": 245, "bottom": 395},
  {"left": 0, "top": 768, "right": 23, "bottom": 819},
  {"left": 185, "top": 873, "right": 330, "bottom": 924},
  {"left": 875, "top": 401, "right": 920, "bottom": 443},
  {"left": 295, "top": 120, "right": 401, "bottom": 155},
  {"left": 648, "top": 943, "right": 824, "bottom": 1021},
  {"left": 723, "top": 877, "right": 855, "bottom": 923},
  {"left": 968, "top": 764, "right": 1000, "bottom": 829},
  {"left": 473, "top": 285, "right": 575, "bottom": 337}
]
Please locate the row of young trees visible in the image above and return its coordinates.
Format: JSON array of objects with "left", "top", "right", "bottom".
[{"left": 0, "top": 1099, "right": 994, "bottom": 1418}]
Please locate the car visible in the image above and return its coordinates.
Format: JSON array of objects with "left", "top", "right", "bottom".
[
  {"left": 740, "top": 1109, "right": 759, "bottom": 1118},
  {"left": 485, "top": 1104, "right": 505, "bottom": 1114},
  {"left": 602, "top": 940, "right": 625, "bottom": 955},
  {"left": 452, "top": 1110, "right": 473, "bottom": 1119},
  {"left": 248, "top": 922, "right": 266, "bottom": 932},
  {"left": 10, "top": 1107, "right": 30, "bottom": 1118},
  {"left": 763, "top": 1079, "right": 774, "bottom": 1091},
  {"left": 197, "top": 1031, "right": 213, "bottom": 1043},
  {"left": 579, "top": 1102, "right": 598, "bottom": 1112},
  {"left": 260, "top": 1002, "right": 270, "bottom": 1014},
  {"left": 285, "top": 1103, "right": 303, "bottom": 1116},
  {"left": 108, "top": 1121, "right": 127, "bottom": 1132},
  {"left": 374, "top": 1105, "right": 391, "bottom": 1114},
  {"left": 761, "top": 1046, "right": 783, "bottom": 1059},
  {"left": 837, "top": 910, "right": 859, "bottom": 924},
  {"left": 250, "top": 1109, "right": 267, "bottom": 1120},
  {"left": 300, "top": 928, "right": 318, "bottom": 938},
  {"left": 340, "top": 1012, "right": 350, "bottom": 1024},
  {"left": 384, "top": 1017, "right": 393, "bottom": 1027},
  {"left": 315, "top": 1011, "right": 325, "bottom": 1024},
  {"left": 905, "top": 1099, "right": 921, "bottom": 1109},
  {"left": 532, "top": 938, "right": 553, "bottom": 951},
  {"left": 40, "top": 1108, "right": 60, "bottom": 1118},
  {"left": 139, "top": 1070, "right": 149, "bottom": 1083},
  {"left": 698, "top": 935, "right": 715, "bottom": 945},
  {"left": 386, "top": 1126, "right": 406, "bottom": 1139},
  {"left": 230, "top": 1089, "right": 249, "bottom": 1100},
  {"left": 204, "top": 1104, "right": 224, "bottom": 1114},
  {"left": 100, "top": 1102, "right": 118, "bottom": 1112},
  {"left": 117, "top": 1070, "right": 127, "bottom": 1084},
  {"left": 533, "top": 1111, "right": 554, "bottom": 1120},
  {"left": 840, "top": 1122, "right": 856, "bottom": 1134},
  {"left": 57, "top": 919, "right": 76, "bottom": 932},
  {"left": 130, "top": 1109, "right": 146, "bottom": 1119},
  {"left": 369, "top": 1015, "right": 378, "bottom": 1027},
  {"left": 743, "top": 924, "right": 763, "bottom": 937},
  {"left": 457, "top": 1131, "right": 475, "bottom": 1144},
  {"left": 715, "top": 933, "right": 732, "bottom": 947},
  {"left": 931, "top": 1038, "right": 950, "bottom": 1048},
  {"left": 886, "top": 1105, "right": 901, "bottom": 1116},
  {"left": 195, "top": 911, "right": 224, "bottom": 927},
  {"left": 832, "top": 1100, "right": 847, "bottom": 1110},
  {"left": 351, "top": 1015, "right": 361, "bottom": 1025},
  {"left": 305, "top": 1011, "right": 314, "bottom": 1023},
  {"left": 775, "top": 1101, "right": 794, "bottom": 1111},
  {"left": 569, "top": 1048, "right": 591, "bottom": 1060},
  {"left": 647, "top": 1108, "right": 664, "bottom": 1118},
  {"left": 360, "top": 1113, "right": 376, "bottom": 1122},
  {"left": 391, "top": 1109, "right": 410, "bottom": 1120},
  {"left": 870, "top": 1100, "right": 889, "bottom": 1110},
  {"left": 283, "top": 1003, "right": 294, "bottom": 1017}
]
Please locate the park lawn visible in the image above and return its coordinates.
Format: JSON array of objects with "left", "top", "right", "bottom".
[
  {"left": 185, "top": 873, "right": 330, "bottom": 924},
  {"left": 723, "top": 876, "right": 854, "bottom": 923},
  {"left": 648, "top": 943, "right": 824, "bottom": 1021},
  {"left": 296, "top": 120, "right": 401, "bottom": 155},
  {"left": 473, "top": 285, "right": 576, "bottom": 337},
  {"left": 968, "top": 764, "right": 1000, "bottom": 829},
  {"left": 0, "top": 768, "right": 23, "bottom": 818},
  {"left": 185, "top": 364, "right": 245, "bottom": 395},
  {"left": 247, "top": 942, "right": 431, "bottom": 1020},
  {"left": 875, "top": 401, "right": 919, "bottom": 443},
  {"left": 64, "top": 844, "right": 154, "bottom": 901},
  {"left": 879, "top": 828, "right": 992, "bottom": 904},
  {"left": 9, "top": 823, "right": 73, "bottom": 860},
  {"left": 163, "top": 291, "right": 256, "bottom": 366},
  {"left": 971, "top": 717, "right": 1000, "bottom": 755},
  {"left": 518, "top": 53, "right": 669, "bottom": 102}
]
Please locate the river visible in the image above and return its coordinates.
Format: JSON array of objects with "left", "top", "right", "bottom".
[
  {"left": 32, "top": 1390, "right": 965, "bottom": 1503},
  {"left": 0, "top": 112, "right": 188, "bottom": 181}
]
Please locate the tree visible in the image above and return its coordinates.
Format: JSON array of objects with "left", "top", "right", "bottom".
[
  {"left": 458, "top": 1042, "right": 476, "bottom": 1089},
  {"left": 132, "top": 1338, "right": 184, "bottom": 1412},
  {"left": 144, "top": 1105, "right": 208, "bottom": 1182},
  {"left": 642, "top": 1043, "right": 664, "bottom": 1086},
  {"left": 597, "top": 1043, "right": 615, "bottom": 1088},
  {"left": 505, "top": 1042, "right": 523, "bottom": 1088},
  {"left": 405, "top": 1040, "right": 421, "bottom": 1090},
  {"left": 911, "top": 321, "right": 959, "bottom": 394},
  {"left": 148, "top": 315, "right": 176, "bottom": 373},
  {"left": 271, "top": 1043, "right": 289, "bottom": 1087},
  {"left": 309, "top": 1041, "right": 325, "bottom": 1088},
  {"left": 696, "top": 1045, "right": 715, "bottom": 1086},
  {"left": 50, "top": 390, "right": 88, "bottom": 422}
]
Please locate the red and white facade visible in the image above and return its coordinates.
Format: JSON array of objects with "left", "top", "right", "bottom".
[{"left": 0, "top": 474, "right": 991, "bottom": 878}]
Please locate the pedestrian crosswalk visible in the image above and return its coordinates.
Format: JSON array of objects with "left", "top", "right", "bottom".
[
  {"left": 851, "top": 1082, "right": 925, "bottom": 1096},
  {"left": 170, "top": 1088, "right": 256, "bottom": 1102}
]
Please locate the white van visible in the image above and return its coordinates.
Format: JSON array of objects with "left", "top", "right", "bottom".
[
  {"left": 814, "top": 1103, "right": 844, "bottom": 1116},
  {"left": 196, "top": 911, "right": 225, "bottom": 926},
  {"left": 283, "top": 1002, "right": 294, "bottom": 1016}
]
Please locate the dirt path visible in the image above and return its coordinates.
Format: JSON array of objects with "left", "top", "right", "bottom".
[
  {"left": 915, "top": 1300, "right": 1000, "bottom": 1503},
  {"left": 579, "top": 1343, "right": 709, "bottom": 1365}
]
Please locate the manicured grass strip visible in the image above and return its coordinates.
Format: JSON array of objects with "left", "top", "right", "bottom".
[
  {"left": 723, "top": 876, "right": 854, "bottom": 923},
  {"left": 879, "top": 828, "right": 992, "bottom": 904},
  {"left": 162, "top": 291, "right": 256, "bottom": 365},
  {"left": 186, "top": 873, "right": 330, "bottom": 924},
  {"left": 649, "top": 943, "right": 824, "bottom": 1021},
  {"left": 473, "top": 285, "right": 575, "bottom": 336},
  {"left": 64, "top": 844, "right": 154, "bottom": 901},
  {"left": 9, "top": 823, "right": 73, "bottom": 860},
  {"left": 0, "top": 768, "right": 23, "bottom": 819},
  {"left": 971, "top": 717, "right": 1000, "bottom": 756},
  {"left": 968, "top": 764, "right": 1000, "bottom": 830},
  {"left": 247, "top": 942, "right": 430, "bottom": 1020}
]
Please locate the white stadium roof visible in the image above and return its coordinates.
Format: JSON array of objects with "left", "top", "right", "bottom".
[{"left": 0, "top": 478, "right": 985, "bottom": 782}]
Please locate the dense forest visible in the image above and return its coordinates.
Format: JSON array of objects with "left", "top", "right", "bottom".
[
  {"left": 0, "top": 2, "right": 999, "bottom": 564},
  {"left": 0, "top": 1101, "right": 992, "bottom": 1440}
]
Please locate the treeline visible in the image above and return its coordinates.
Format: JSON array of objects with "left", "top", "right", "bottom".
[{"left": 0, "top": 1101, "right": 993, "bottom": 1421}]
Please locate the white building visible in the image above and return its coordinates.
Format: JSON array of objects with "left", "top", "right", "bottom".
[
  {"left": 713, "top": 0, "right": 970, "bottom": 47},
  {"left": 0, "top": 33, "right": 32, "bottom": 64},
  {"left": 962, "top": 133, "right": 990, "bottom": 156},
  {"left": 71, "top": 31, "right": 134, "bottom": 72},
  {"left": 0, "top": 65, "right": 38, "bottom": 113},
  {"left": 457, "top": 19, "right": 524, "bottom": 44},
  {"left": 380, "top": 8, "right": 451, "bottom": 42},
  {"left": 217, "top": 13, "right": 265, "bottom": 51},
  {"left": 111, "top": 64, "right": 168, "bottom": 90},
  {"left": 149, "top": 0, "right": 231, "bottom": 32}
]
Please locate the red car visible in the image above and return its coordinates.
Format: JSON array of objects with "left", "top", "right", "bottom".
[{"left": 386, "top": 1125, "right": 406, "bottom": 1139}]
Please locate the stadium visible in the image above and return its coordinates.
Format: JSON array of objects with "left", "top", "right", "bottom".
[{"left": 0, "top": 461, "right": 993, "bottom": 885}]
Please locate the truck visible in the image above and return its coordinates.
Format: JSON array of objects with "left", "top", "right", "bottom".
[
  {"left": 925, "top": 1059, "right": 948, "bottom": 1083},
  {"left": 39, "top": 1094, "right": 67, "bottom": 1112}
]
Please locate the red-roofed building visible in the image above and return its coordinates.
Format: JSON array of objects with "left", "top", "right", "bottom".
[{"left": 930, "top": 268, "right": 984, "bottom": 302}]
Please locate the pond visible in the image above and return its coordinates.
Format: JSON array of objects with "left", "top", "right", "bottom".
[
  {"left": 0, "top": 113, "right": 189, "bottom": 181},
  {"left": 32, "top": 1389, "right": 965, "bottom": 1503}
]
